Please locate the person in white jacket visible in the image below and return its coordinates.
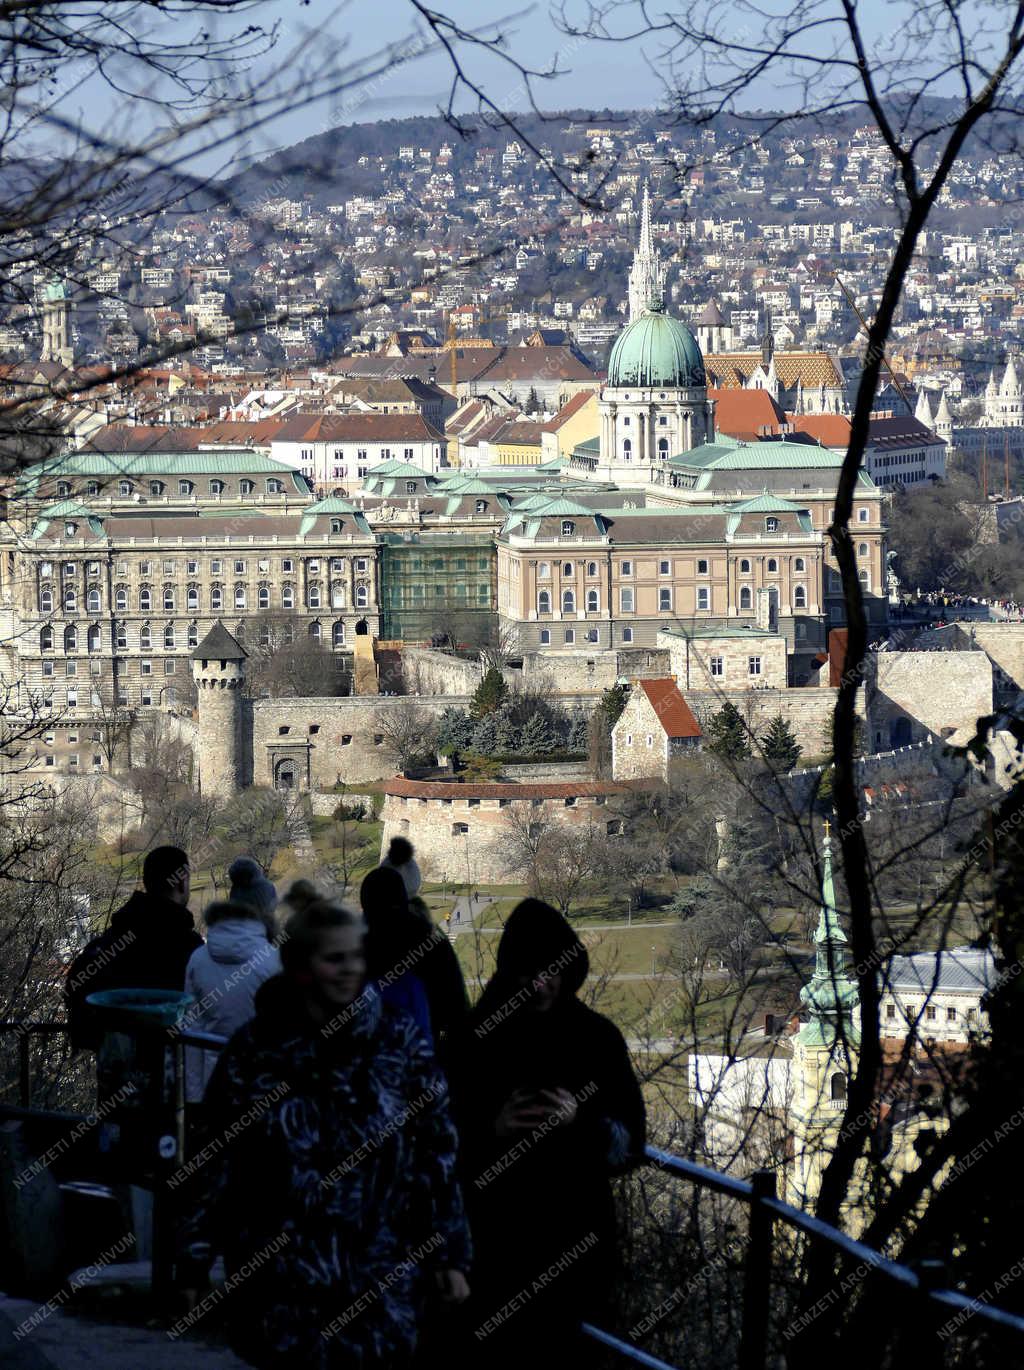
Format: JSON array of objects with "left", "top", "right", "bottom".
[{"left": 183, "top": 859, "right": 281, "bottom": 1104}]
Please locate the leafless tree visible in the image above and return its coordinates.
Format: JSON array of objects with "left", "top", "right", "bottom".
[
  {"left": 373, "top": 699, "right": 438, "bottom": 772},
  {"left": 239, "top": 616, "right": 345, "bottom": 699},
  {"left": 87, "top": 683, "right": 138, "bottom": 772}
]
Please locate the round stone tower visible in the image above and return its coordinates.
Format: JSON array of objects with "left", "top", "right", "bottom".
[{"left": 191, "top": 620, "right": 247, "bottom": 798}]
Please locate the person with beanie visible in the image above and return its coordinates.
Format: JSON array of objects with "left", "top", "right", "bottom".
[
  {"left": 360, "top": 865, "right": 468, "bottom": 1046},
  {"left": 444, "top": 899, "right": 646, "bottom": 1368},
  {"left": 227, "top": 856, "right": 278, "bottom": 926},
  {"left": 183, "top": 866, "right": 281, "bottom": 1103},
  {"left": 381, "top": 835, "right": 422, "bottom": 898}
]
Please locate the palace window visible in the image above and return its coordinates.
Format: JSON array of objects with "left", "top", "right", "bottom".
[
  {"left": 659, "top": 588, "right": 672, "bottom": 611},
  {"left": 748, "top": 656, "right": 762, "bottom": 676},
  {"left": 139, "top": 587, "right": 152, "bottom": 611},
  {"left": 697, "top": 587, "right": 710, "bottom": 610},
  {"left": 766, "top": 558, "right": 778, "bottom": 573},
  {"left": 739, "top": 586, "right": 752, "bottom": 610},
  {"left": 587, "top": 589, "right": 599, "bottom": 612},
  {"left": 620, "top": 588, "right": 634, "bottom": 612},
  {"left": 562, "top": 590, "right": 575, "bottom": 614},
  {"left": 539, "top": 629, "right": 550, "bottom": 645},
  {"left": 794, "top": 585, "right": 807, "bottom": 608},
  {"left": 794, "top": 557, "right": 806, "bottom": 572},
  {"left": 765, "top": 517, "right": 778, "bottom": 533}
]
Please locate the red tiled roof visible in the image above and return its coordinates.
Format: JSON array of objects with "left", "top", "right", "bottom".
[
  {"left": 639, "top": 679, "right": 703, "bottom": 739},
  {"left": 382, "top": 778, "right": 634, "bottom": 800},
  {"left": 710, "top": 387, "right": 787, "bottom": 441},
  {"left": 786, "top": 413, "right": 852, "bottom": 448},
  {"left": 540, "top": 388, "right": 598, "bottom": 432}
]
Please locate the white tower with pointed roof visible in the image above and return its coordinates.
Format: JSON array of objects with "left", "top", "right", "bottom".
[
  {"left": 982, "top": 356, "right": 1024, "bottom": 427},
  {"left": 627, "top": 182, "right": 666, "bottom": 323}
]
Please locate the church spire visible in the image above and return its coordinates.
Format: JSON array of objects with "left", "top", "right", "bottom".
[
  {"left": 627, "top": 180, "right": 666, "bottom": 323},
  {"left": 798, "top": 823, "right": 860, "bottom": 1047}
]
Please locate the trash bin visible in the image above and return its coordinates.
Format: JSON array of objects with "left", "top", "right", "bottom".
[{"left": 84, "top": 990, "right": 195, "bottom": 1180}]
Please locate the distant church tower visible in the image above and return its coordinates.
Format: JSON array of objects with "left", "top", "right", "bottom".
[
  {"left": 192, "top": 621, "right": 247, "bottom": 798},
  {"left": 40, "top": 280, "right": 73, "bottom": 369},
  {"left": 787, "top": 825, "right": 860, "bottom": 1212},
  {"left": 627, "top": 182, "right": 666, "bottom": 323}
]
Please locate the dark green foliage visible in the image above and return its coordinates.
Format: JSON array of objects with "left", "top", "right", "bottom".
[
  {"left": 519, "top": 711, "right": 556, "bottom": 755},
  {"left": 599, "top": 683, "right": 629, "bottom": 730},
  {"left": 470, "top": 713, "right": 500, "bottom": 754},
  {"left": 568, "top": 709, "right": 590, "bottom": 752},
  {"left": 761, "top": 715, "right": 802, "bottom": 772},
  {"left": 494, "top": 709, "right": 520, "bottom": 754},
  {"left": 706, "top": 702, "right": 752, "bottom": 760},
  {"left": 436, "top": 706, "right": 474, "bottom": 755},
  {"left": 470, "top": 666, "right": 509, "bottom": 719}
]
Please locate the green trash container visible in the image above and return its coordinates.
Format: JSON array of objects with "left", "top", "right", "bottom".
[{"left": 85, "top": 988, "right": 195, "bottom": 1032}]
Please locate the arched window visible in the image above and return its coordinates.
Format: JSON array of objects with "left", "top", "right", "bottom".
[
  {"left": 330, "top": 519, "right": 343, "bottom": 534},
  {"left": 562, "top": 562, "right": 573, "bottom": 577},
  {"left": 259, "top": 621, "right": 272, "bottom": 647},
  {"left": 858, "top": 543, "right": 868, "bottom": 557},
  {"left": 234, "top": 584, "right": 247, "bottom": 610},
  {"left": 587, "top": 561, "right": 597, "bottom": 577},
  {"left": 187, "top": 622, "right": 198, "bottom": 649},
  {"left": 794, "top": 557, "right": 806, "bottom": 572},
  {"left": 309, "top": 621, "right": 322, "bottom": 642},
  {"left": 163, "top": 586, "right": 175, "bottom": 611},
  {"left": 307, "top": 583, "right": 321, "bottom": 609},
  {"left": 830, "top": 1073, "right": 847, "bottom": 1104},
  {"left": 115, "top": 622, "right": 127, "bottom": 650},
  {"left": 57, "top": 481, "right": 72, "bottom": 497},
  {"left": 587, "top": 589, "right": 599, "bottom": 612},
  {"left": 40, "top": 627, "right": 53, "bottom": 652},
  {"left": 765, "top": 517, "right": 779, "bottom": 533},
  {"left": 119, "top": 480, "right": 132, "bottom": 497},
  {"left": 210, "top": 585, "right": 223, "bottom": 610},
  {"left": 64, "top": 588, "right": 77, "bottom": 613},
  {"left": 538, "top": 589, "right": 551, "bottom": 614},
  {"left": 355, "top": 584, "right": 368, "bottom": 608},
  {"left": 739, "top": 558, "right": 751, "bottom": 574},
  {"left": 658, "top": 438, "right": 668, "bottom": 455},
  {"left": 150, "top": 480, "right": 164, "bottom": 496},
  {"left": 332, "top": 621, "right": 345, "bottom": 649},
  {"left": 275, "top": 759, "right": 295, "bottom": 791},
  {"left": 178, "top": 480, "right": 194, "bottom": 496},
  {"left": 240, "top": 480, "right": 255, "bottom": 495},
  {"left": 562, "top": 589, "right": 575, "bottom": 614},
  {"left": 859, "top": 569, "right": 870, "bottom": 589},
  {"left": 39, "top": 585, "right": 53, "bottom": 613},
  {"left": 766, "top": 558, "right": 778, "bottom": 573},
  {"left": 140, "top": 623, "right": 152, "bottom": 649},
  {"left": 622, "top": 439, "right": 632, "bottom": 460},
  {"left": 561, "top": 520, "right": 575, "bottom": 536},
  {"left": 794, "top": 585, "right": 807, "bottom": 608},
  {"left": 739, "top": 586, "right": 752, "bottom": 611},
  {"left": 186, "top": 585, "right": 199, "bottom": 611},
  {"left": 268, "top": 479, "right": 284, "bottom": 494},
  {"left": 258, "top": 584, "right": 270, "bottom": 610},
  {"left": 164, "top": 623, "right": 175, "bottom": 649},
  {"left": 87, "top": 481, "right": 100, "bottom": 496},
  {"left": 210, "top": 479, "right": 225, "bottom": 495},
  {"left": 64, "top": 625, "right": 77, "bottom": 652},
  {"left": 282, "top": 583, "right": 295, "bottom": 609},
  {"left": 331, "top": 581, "right": 345, "bottom": 609},
  {"left": 537, "top": 561, "right": 550, "bottom": 579},
  {"left": 87, "top": 624, "right": 101, "bottom": 653},
  {"left": 115, "top": 585, "right": 128, "bottom": 611},
  {"left": 139, "top": 587, "right": 152, "bottom": 611}
]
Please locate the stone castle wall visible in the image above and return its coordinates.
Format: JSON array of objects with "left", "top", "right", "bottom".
[
  {"left": 379, "top": 780, "right": 632, "bottom": 885},
  {"left": 401, "top": 647, "right": 483, "bottom": 696},
  {"left": 680, "top": 686, "right": 856, "bottom": 758},
  {"left": 865, "top": 650, "right": 992, "bottom": 749}
]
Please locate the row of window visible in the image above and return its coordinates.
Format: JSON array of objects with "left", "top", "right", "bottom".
[
  {"left": 884, "top": 1002, "right": 965, "bottom": 1023},
  {"left": 537, "top": 586, "right": 811, "bottom": 614},
  {"left": 41, "top": 615, "right": 353, "bottom": 655},
  {"left": 41, "top": 581, "right": 370, "bottom": 614},
  {"left": 55, "top": 478, "right": 288, "bottom": 498},
  {"left": 40, "top": 556, "right": 369, "bottom": 578},
  {"left": 535, "top": 555, "right": 811, "bottom": 578}
]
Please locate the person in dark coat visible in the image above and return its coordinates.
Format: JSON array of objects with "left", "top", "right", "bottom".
[
  {"left": 359, "top": 866, "right": 468, "bottom": 1045},
  {"left": 444, "top": 898, "right": 646, "bottom": 1369},
  {"left": 179, "top": 897, "right": 471, "bottom": 1370}
]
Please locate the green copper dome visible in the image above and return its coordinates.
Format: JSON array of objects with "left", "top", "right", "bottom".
[{"left": 607, "top": 301, "right": 706, "bottom": 389}]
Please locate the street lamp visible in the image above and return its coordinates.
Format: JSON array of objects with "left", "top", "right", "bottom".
[{"left": 650, "top": 945, "right": 657, "bottom": 978}]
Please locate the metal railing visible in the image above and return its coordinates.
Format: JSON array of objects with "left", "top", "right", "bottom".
[{"left": 4, "top": 1020, "right": 1024, "bottom": 1364}]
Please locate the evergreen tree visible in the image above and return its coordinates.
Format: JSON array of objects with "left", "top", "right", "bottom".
[
  {"left": 471, "top": 713, "right": 500, "bottom": 754},
  {"left": 568, "top": 709, "right": 590, "bottom": 753},
  {"left": 761, "top": 715, "right": 802, "bottom": 772},
  {"left": 470, "top": 666, "right": 508, "bottom": 719},
  {"left": 599, "top": 683, "right": 629, "bottom": 731},
  {"left": 706, "top": 702, "right": 753, "bottom": 761},
  {"left": 519, "top": 710, "right": 556, "bottom": 756},
  {"left": 436, "top": 706, "right": 474, "bottom": 755},
  {"left": 494, "top": 708, "right": 520, "bottom": 755}
]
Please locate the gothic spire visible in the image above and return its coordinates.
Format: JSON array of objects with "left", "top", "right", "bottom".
[
  {"left": 627, "top": 181, "right": 666, "bottom": 323},
  {"left": 798, "top": 823, "right": 860, "bottom": 1047}
]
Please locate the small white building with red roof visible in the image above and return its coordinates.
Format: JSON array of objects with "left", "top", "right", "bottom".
[{"left": 611, "top": 678, "right": 703, "bottom": 782}]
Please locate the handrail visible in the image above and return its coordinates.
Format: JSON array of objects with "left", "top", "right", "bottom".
[{"left": 4, "top": 1020, "right": 1024, "bottom": 1359}]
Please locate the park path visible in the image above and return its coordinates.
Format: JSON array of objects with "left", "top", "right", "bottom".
[{"left": 0, "top": 1294, "right": 248, "bottom": 1370}]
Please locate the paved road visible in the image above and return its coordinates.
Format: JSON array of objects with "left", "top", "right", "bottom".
[
  {"left": 440, "top": 894, "right": 495, "bottom": 936},
  {"left": 469, "top": 920, "right": 675, "bottom": 933}
]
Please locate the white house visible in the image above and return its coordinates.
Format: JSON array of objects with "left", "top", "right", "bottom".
[{"left": 269, "top": 413, "right": 448, "bottom": 490}]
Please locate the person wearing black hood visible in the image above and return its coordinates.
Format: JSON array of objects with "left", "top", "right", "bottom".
[
  {"left": 443, "top": 898, "right": 646, "bottom": 1369},
  {"left": 65, "top": 845, "right": 202, "bottom": 1052}
]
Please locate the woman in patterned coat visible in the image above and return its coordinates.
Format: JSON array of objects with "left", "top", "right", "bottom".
[{"left": 179, "top": 898, "right": 471, "bottom": 1369}]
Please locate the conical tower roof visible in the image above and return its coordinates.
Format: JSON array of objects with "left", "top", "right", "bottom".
[
  {"left": 934, "top": 391, "right": 953, "bottom": 425},
  {"left": 699, "top": 298, "right": 727, "bottom": 328},
  {"left": 1003, "top": 357, "right": 1021, "bottom": 394},
  {"left": 797, "top": 824, "right": 859, "bottom": 1046},
  {"left": 914, "top": 388, "right": 933, "bottom": 423},
  {"left": 192, "top": 619, "right": 247, "bottom": 662}
]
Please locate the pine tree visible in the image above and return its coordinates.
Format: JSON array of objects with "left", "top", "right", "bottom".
[
  {"left": 470, "top": 666, "right": 508, "bottom": 719},
  {"left": 599, "top": 683, "right": 629, "bottom": 731},
  {"left": 568, "top": 709, "right": 590, "bottom": 753},
  {"left": 761, "top": 715, "right": 802, "bottom": 772},
  {"left": 471, "top": 713, "right": 500, "bottom": 754},
  {"left": 706, "top": 702, "right": 752, "bottom": 760},
  {"left": 494, "top": 708, "right": 520, "bottom": 755},
  {"left": 519, "top": 711, "right": 556, "bottom": 756},
  {"left": 436, "top": 706, "right": 474, "bottom": 755}
]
